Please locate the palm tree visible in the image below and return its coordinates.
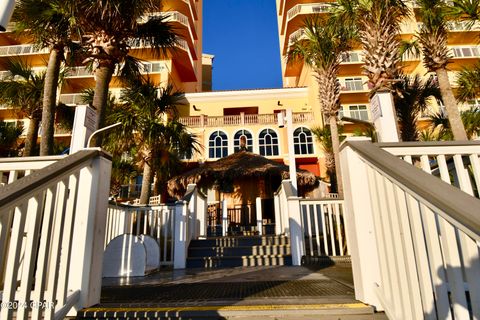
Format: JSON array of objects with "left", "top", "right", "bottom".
[
  {"left": 0, "top": 121, "right": 23, "bottom": 157},
  {"left": 0, "top": 60, "right": 45, "bottom": 156},
  {"left": 286, "top": 16, "right": 351, "bottom": 196},
  {"left": 426, "top": 107, "right": 480, "bottom": 139},
  {"left": 311, "top": 126, "right": 345, "bottom": 194},
  {"left": 456, "top": 63, "right": 480, "bottom": 103},
  {"left": 331, "top": 0, "right": 409, "bottom": 93},
  {"left": 392, "top": 73, "right": 442, "bottom": 141},
  {"left": 14, "top": 0, "right": 79, "bottom": 155},
  {"left": 415, "top": 0, "right": 468, "bottom": 140},
  {"left": 109, "top": 79, "right": 199, "bottom": 204},
  {"left": 76, "top": 0, "right": 178, "bottom": 147}
]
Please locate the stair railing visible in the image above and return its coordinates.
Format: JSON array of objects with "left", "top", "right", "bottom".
[
  {"left": 173, "top": 184, "right": 207, "bottom": 269},
  {"left": 340, "top": 137, "right": 480, "bottom": 320},
  {"left": 0, "top": 149, "right": 112, "bottom": 320}
]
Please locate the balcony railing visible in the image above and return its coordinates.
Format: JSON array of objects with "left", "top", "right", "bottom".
[
  {"left": 0, "top": 44, "right": 49, "bottom": 57},
  {"left": 179, "top": 112, "right": 314, "bottom": 128},
  {"left": 286, "top": 3, "right": 333, "bottom": 21},
  {"left": 65, "top": 62, "right": 168, "bottom": 79}
]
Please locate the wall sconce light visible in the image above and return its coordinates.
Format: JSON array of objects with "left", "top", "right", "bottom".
[
  {"left": 277, "top": 101, "right": 283, "bottom": 106},
  {"left": 193, "top": 104, "right": 200, "bottom": 111}
]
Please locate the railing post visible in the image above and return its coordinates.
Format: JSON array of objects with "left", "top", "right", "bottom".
[
  {"left": 173, "top": 200, "right": 188, "bottom": 269},
  {"left": 69, "top": 152, "right": 112, "bottom": 310},
  {"left": 196, "top": 191, "right": 208, "bottom": 239},
  {"left": 256, "top": 197, "right": 263, "bottom": 235},
  {"left": 222, "top": 199, "right": 228, "bottom": 236},
  {"left": 339, "top": 137, "right": 382, "bottom": 309},
  {"left": 287, "top": 196, "right": 303, "bottom": 266},
  {"left": 240, "top": 112, "right": 245, "bottom": 125},
  {"left": 273, "top": 193, "right": 282, "bottom": 235}
]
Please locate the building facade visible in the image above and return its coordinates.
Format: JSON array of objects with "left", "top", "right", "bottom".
[
  {"left": 275, "top": 0, "right": 480, "bottom": 131},
  {"left": 0, "top": 0, "right": 203, "bottom": 146}
]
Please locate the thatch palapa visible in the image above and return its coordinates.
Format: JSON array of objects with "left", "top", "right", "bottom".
[{"left": 167, "top": 150, "right": 318, "bottom": 197}]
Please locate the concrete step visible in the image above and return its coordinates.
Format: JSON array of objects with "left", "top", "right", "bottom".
[
  {"left": 189, "top": 235, "right": 289, "bottom": 248},
  {"left": 77, "top": 303, "right": 375, "bottom": 319},
  {"left": 186, "top": 254, "right": 292, "bottom": 268},
  {"left": 188, "top": 244, "right": 291, "bottom": 257}
]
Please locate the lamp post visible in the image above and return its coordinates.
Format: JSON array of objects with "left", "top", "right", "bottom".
[
  {"left": 278, "top": 109, "right": 298, "bottom": 196},
  {"left": 0, "top": 0, "right": 15, "bottom": 32}
]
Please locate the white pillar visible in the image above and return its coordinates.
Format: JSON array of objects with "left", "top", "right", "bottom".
[
  {"left": 273, "top": 193, "right": 282, "bottom": 235},
  {"left": 69, "top": 153, "right": 112, "bottom": 310},
  {"left": 339, "top": 137, "right": 382, "bottom": 309},
  {"left": 0, "top": 0, "right": 15, "bottom": 31},
  {"left": 285, "top": 110, "right": 298, "bottom": 195},
  {"left": 256, "top": 197, "right": 263, "bottom": 235},
  {"left": 371, "top": 91, "right": 400, "bottom": 142},
  {"left": 196, "top": 191, "right": 208, "bottom": 239},
  {"left": 221, "top": 199, "right": 228, "bottom": 236},
  {"left": 173, "top": 201, "right": 188, "bottom": 269},
  {"left": 287, "top": 196, "right": 304, "bottom": 266}
]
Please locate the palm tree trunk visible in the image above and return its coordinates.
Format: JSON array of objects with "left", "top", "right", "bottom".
[
  {"left": 24, "top": 117, "right": 39, "bottom": 157},
  {"left": 40, "top": 47, "right": 63, "bottom": 156},
  {"left": 436, "top": 68, "right": 468, "bottom": 141},
  {"left": 92, "top": 64, "right": 114, "bottom": 147},
  {"left": 139, "top": 159, "right": 153, "bottom": 205},
  {"left": 329, "top": 115, "right": 343, "bottom": 197}
]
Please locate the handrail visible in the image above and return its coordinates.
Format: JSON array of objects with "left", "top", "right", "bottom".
[
  {"left": 341, "top": 140, "right": 480, "bottom": 240},
  {"left": 0, "top": 148, "right": 112, "bottom": 210}
]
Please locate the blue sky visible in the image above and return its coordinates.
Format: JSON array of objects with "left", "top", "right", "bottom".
[{"left": 203, "top": 0, "right": 283, "bottom": 91}]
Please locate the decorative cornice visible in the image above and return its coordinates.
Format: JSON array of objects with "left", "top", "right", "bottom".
[{"left": 184, "top": 87, "right": 308, "bottom": 103}]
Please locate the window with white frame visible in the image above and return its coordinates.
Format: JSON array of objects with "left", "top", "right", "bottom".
[
  {"left": 349, "top": 105, "right": 369, "bottom": 121},
  {"left": 259, "top": 129, "right": 279, "bottom": 156},
  {"left": 344, "top": 78, "right": 364, "bottom": 91},
  {"left": 209, "top": 130, "right": 228, "bottom": 159},
  {"left": 293, "top": 127, "right": 314, "bottom": 155},
  {"left": 233, "top": 129, "right": 253, "bottom": 152}
]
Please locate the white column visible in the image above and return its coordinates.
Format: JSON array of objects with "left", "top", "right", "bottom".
[
  {"left": 285, "top": 110, "right": 298, "bottom": 194},
  {"left": 371, "top": 91, "right": 400, "bottom": 142},
  {"left": 0, "top": 0, "right": 15, "bottom": 31},
  {"left": 287, "top": 196, "right": 304, "bottom": 266},
  {"left": 256, "top": 197, "right": 263, "bottom": 236},
  {"left": 221, "top": 199, "right": 228, "bottom": 236},
  {"left": 173, "top": 201, "right": 188, "bottom": 269},
  {"left": 196, "top": 191, "right": 208, "bottom": 239},
  {"left": 69, "top": 153, "right": 112, "bottom": 310},
  {"left": 70, "top": 105, "right": 97, "bottom": 153},
  {"left": 273, "top": 193, "right": 282, "bottom": 235},
  {"left": 339, "top": 137, "right": 382, "bottom": 309}
]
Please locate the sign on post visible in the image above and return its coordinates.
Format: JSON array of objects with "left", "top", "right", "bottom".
[
  {"left": 371, "top": 91, "right": 400, "bottom": 142},
  {"left": 70, "top": 105, "right": 97, "bottom": 153}
]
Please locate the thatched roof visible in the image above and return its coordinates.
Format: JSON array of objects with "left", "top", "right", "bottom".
[{"left": 167, "top": 150, "right": 318, "bottom": 196}]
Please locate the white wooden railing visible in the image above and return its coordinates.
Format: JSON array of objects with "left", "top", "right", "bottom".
[
  {"left": 274, "top": 180, "right": 347, "bottom": 266},
  {"left": 379, "top": 141, "right": 480, "bottom": 198},
  {"left": 105, "top": 203, "right": 175, "bottom": 266},
  {"left": 0, "top": 155, "right": 65, "bottom": 186},
  {"left": 300, "top": 199, "right": 346, "bottom": 257},
  {"left": 340, "top": 137, "right": 480, "bottom": 320},
  {"left": 0, "top": 149, "right": 112, "bottom": 319}
]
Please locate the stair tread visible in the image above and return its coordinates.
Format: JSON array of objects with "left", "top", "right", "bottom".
[
  {"left": 187, "top": 254, "right": 292, "bottom": 260},
  {"left": 189, "top": 244, "right": 290, "bottom": 250}
]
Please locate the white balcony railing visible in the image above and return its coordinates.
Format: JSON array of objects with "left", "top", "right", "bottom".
[
  {"left": 286, "top": 3, "right": 333, "bottom": 21},
  {"left": 451, "top": 46, "right": 480, "bottom": 58},
  {"left": 179, "top": 112, "right": 314, "bottom": 128},
  {"left": 65, "top": 61, "right": 168, "bottom": 79},
  {"left": 0, "top": 44, "right": 49, "bottom": 57}
]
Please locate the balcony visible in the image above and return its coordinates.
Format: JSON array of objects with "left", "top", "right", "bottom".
[
  {"left": 282, "top": 2, "right": 334, "bottom": 37},
  {"left": 179, "top": 112, "right": 315, "bottom": 128}
]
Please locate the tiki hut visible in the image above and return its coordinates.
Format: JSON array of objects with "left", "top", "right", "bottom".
[{"left": 167, "top": 150, "right": 318, "bottom": 200}]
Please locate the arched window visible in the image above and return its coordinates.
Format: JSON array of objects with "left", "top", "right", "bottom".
[
  {"left": 209, "top": 130, "right": 228, "bottom": 158},
  {"left": 293, "top": 127, "right": 314, "bottom": 155},
  {"left": 233, "top": 129, "right": 253, "bottom": 152},
  {"left": 259, "top": 129, "right": 279, "bottom": 156}
]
